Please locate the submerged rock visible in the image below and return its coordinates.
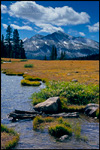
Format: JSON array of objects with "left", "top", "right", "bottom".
[
  {"left": 84, "top": 103, "right": 99, "bottom": 117},
  {"left": 34, "top": 97, "right": 60, "bottom": 113}
]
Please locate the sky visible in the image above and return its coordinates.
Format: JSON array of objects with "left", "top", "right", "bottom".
[{"left": 1, "top": 1, "right": 99, "bottom": 42}]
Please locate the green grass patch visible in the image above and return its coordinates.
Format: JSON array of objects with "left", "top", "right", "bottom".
[
  {"left": 24, "top": 64, "right": 34, "bottom": 68},
  {"left": 23, "top": 75, "right": 46, "bottom": 83},
  {"left": 31, "top": 81, "right": 99, "bottom": 108},
  {"left": 48, "top": 124, "right": 72, "bottom": 137},
  {"left": 1, "top": 124, "right": 19, "bottom": 149},
  {"left": 20, "top": 59, "right": 27, "bottom": 62},
  {"left": 33, "top": 116, "right": 54, "bottom": 130},
  {"left": 21, "top": 79, "right": 41, "bottom": 86}
]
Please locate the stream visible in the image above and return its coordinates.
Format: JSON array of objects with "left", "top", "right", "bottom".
[{"left": 1, "top": 72, "right": 99, "bottom": 149}]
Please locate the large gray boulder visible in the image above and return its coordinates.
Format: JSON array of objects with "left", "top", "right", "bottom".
[
  {"left": 34, "top": 97, "right": 60, "bottom": 113},
  {"left": 84, "top": 103, "right": 99, "bottom": 117}
]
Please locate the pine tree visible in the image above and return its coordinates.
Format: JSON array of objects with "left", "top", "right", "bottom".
[
  {"left": 13, "top": 29, "right": 20, "bottom": 58},
  {"left": 5, "top": 25, "right": 12, "bottom": 58},
  {"left": 1, "top": 34, "right": 6, "bottom": 57},
  {"left": 60, "top": 51, "right": 66, "bottom": 60},
  {"left": 44, "top": 55, "right": 47, "bottom": 60},
  {"left": 50, "top": 45, "right": 57, "bottom": 60},
  {"left": 19, "top": 40, "right": 26, "bottom": 59}
]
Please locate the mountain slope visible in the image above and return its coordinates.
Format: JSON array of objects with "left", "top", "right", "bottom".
[{"left": 23, "top": 31, "right": 99, "bottom": 59}]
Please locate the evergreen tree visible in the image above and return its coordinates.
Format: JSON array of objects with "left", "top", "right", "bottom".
[
  {"left": 60, "top": 51, "right": 66, "bottom": 60},
  {"left": 50, "top": 45, "right": 57, "bottom": 60},
  {"left": 13, "top": 29, "right": 20, "bottom": 58},
  {"left": 1, "top": 34, "right": 6, "bottom": 57},
  {"left": 19, "top": 40, "right": 26, "bottom": 59},
  {"left": 5, "top": 25, "right": 12, "bottom": 58},
  {"left": 44, "top": 55, "right": 47, "bottom": 60}
]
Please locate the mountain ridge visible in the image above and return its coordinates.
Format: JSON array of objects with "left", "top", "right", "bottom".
[{"left": 23, "top": 31, "right": 99, "bottom": 59}]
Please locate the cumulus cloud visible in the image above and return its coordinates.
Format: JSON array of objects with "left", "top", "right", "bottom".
[
  {"left": 2, "top": 23, "right": 8, "bottom": 29},
  {"left": 2, "top": 23, "right": 33, "bottom": 30},
  {"left": 37, "top": 23, "right": 64, "bottom": 33},
  {"left": 8, "top": 1, "right": 90, "bottom": 33},
  {"left": 79, "top": 32, "right": 85, "bottom": 36},
  {"left": 87, "top": 22, "right": 99, "bottom": 32},
  {"left": 1, "top": 4, "right": 7, "bottom": 13}
]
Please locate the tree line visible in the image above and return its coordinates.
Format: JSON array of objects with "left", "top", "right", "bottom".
[
  {"left": 44, "top": 45, "right": 66, "bottom": 60},
  {"left": 1, "top": 25, "right": 26, "bottom": 59}
]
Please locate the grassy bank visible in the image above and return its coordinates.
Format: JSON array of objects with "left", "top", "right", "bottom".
[
  {"left": 31, "top": 81, "right": 99, "bottom": 112},
  {"left": 1, "top": 124, "right": 19, "bottom": 149},
  {"left": 1, "top": 58, "right": 99, "bottom": 85}
]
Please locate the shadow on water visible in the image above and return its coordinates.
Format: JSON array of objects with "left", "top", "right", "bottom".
[{"left": 1, "top": 73, "right": 99, "bottom": 149}]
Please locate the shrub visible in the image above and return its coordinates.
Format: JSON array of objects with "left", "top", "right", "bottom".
[
  {"left": 48, "top": 124, "right": 72, "bottom": 137},
  {"left": 21, "top": 79, "right": 41, "bottom": 86},
  {"left": 24, "top": 64, "right": 33, "bottom": 68},
  {"left": 31, "top": 81, "right": 99, "bottom": 107}
]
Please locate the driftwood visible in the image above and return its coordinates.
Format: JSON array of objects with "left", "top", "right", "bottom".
[
  {"left": 8, "top": 109, "right": 42, "bottom": 121},
  {"left": 47, "top": 112, "right": 79, "bottom": 118},
  {"left": 8, "top": 109, "right": 79, "bottom": 121}
]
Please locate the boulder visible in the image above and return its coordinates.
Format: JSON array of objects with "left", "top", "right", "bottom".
[
  {"left": 72, "top": 79, "right": 78, "bottom": 82},
  {"left": 84, "top": 103, "right": 99, "bottom": 117},
  {"left": 34, "top": 97, "right": 60, "bottom": 113},
  {"left": 59, "top": 135, "right": 69, "bottom": 142}
]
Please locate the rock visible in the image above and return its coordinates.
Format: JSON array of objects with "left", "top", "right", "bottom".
[
  {"left": 34, "top": 97, "right": 60, "bottom": 113},
  {"left": 84, "top": 103, "right": 99, "bottom": 117},
  {"left": 67, "top": 73, "right": 70, "bottom": 76},
  {"left": 72, "top": 79, "right": 78, "bottom": 82},
  {"left": 59, "top": 135, "right": 69, "bottom": 142}
]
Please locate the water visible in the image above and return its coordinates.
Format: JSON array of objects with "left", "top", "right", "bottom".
[{"left": 1, "top": 73, "right": 99, "bottom": 149}]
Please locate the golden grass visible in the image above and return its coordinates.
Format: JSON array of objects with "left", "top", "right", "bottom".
[{"left": 1, "top": 58, "right": 99, "bottom": 85}]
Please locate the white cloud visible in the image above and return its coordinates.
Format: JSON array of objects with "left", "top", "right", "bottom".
[
  {"left": 37, "top": 23, "right": 64, "bottom": 33},
  {"left": 2, "top": 23, "right": 33, "bottom": 30},
  {"left": 2, "top": 23, "right": 8, "bottom": 29},
  {"left": 1, "top": 4, "right": 7, "bottom": 13},
  {"left": 8, "top": 1, "right": 90, "bottom": 33},
  {"left": 79, "top": 32, "right": 85, "bottom": 36},
  {"left": 87, "top": 22, "right": 99, "bottom": 32},
  {"left": 10, "top": 24, "right": 33, "bottom": 30}
]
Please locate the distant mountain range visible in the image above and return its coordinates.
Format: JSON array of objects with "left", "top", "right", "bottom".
[{"left": 23, "top": 31, "right": 99, "bottom": 59}]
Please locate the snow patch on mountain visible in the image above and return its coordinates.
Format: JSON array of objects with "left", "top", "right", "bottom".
[{"left": 23, "top": 31, "right": 99, "bottom": 59}]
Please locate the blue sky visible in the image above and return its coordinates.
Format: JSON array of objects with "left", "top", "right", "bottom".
[{"left": 1, "top": 1, "right": 99, "bottom": 42}]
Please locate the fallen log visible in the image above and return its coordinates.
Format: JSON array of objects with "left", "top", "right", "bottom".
[
  {"left": 14, "top": 109, "right": 41, "bottom": 114},
  {"left": 8, "top": 110, "right": 79, "bottom": 121},
  {"left": 47, "top": 112, "right": 79, "bottom": 118},
  {"left": 8, "top": 109, "right": 42, "bottom": 121}
]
